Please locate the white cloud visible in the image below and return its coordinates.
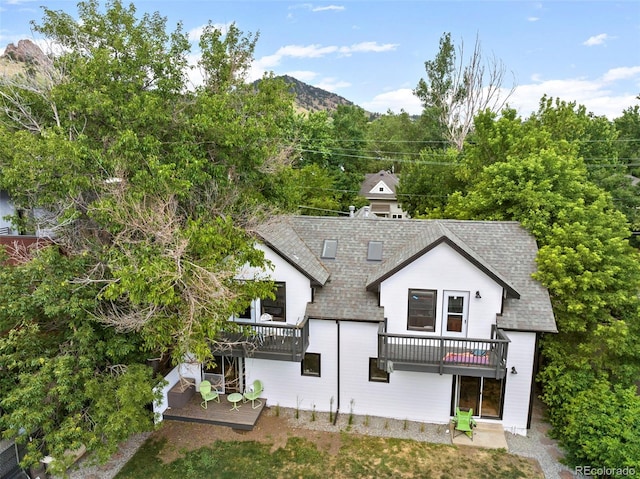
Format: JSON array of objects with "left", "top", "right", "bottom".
[
  {"left": 339, "top": 41, "right": 399, "bottom": 55},
  {"left": 601, "top": 66, "right": 640, "bottom": 83},
  {"left": 361, "top": 88, "right": 422, "bottom": 115},
  {"left": 251, "top": 41, "right": 397, "bottom": 79},
  {"left": 312, "top": 5, "right": 345, "bottom": 12},
  {"left": 188, "top": 23, "right": 230, "bottom": 43},
  {"left": 527, "top": 16, "right": 539, "bottom": 22},
  {"left": 507, "top": 70, "right": 640, "bottom": 119},
  {"left": 276, "top": 44, "right": 338, "bottom": 58},
  {"left": 583, "top": 33, "right": 608, "bottom": 46},
  {"left": 362, "top": 64, "right": 640, "bottom": 118}
]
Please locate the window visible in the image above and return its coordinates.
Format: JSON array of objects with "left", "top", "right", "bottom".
[
  {"left": 379, "top": 186, "right": 384, "bottom": 192},
  {"left": 261, "top": 282, "right": 286, "bottom": 321},
  {"left": 367, "top": 241, "right": 383, "bottom": 261},
  {"left": 408, "top": 289, "right": 437, "bottom": 331},
  {"left": 238, "top": 302, "right": 254, "bottom": 321},
  {"left": 321, "top": 239, "right": 338, "bottom": 259},
  {"left": 369, "top": 358, "right": 389, "bottom": 383},
  {"left": 443, "top": 291, "right": 469, "bottom": 335},
  {"left": 301, "top": 353, "right": 321, "bottom": 377},
  {"left": 446, "top": 295, "right": 464, "bottom": 333}
]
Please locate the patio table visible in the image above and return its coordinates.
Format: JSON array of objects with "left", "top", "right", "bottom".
[{"left": 227, "top": 392, "right": 243, "bottom": 411}]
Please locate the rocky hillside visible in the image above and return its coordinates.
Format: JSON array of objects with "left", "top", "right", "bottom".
[{"left": 278, "top": 75, "right": 355, "bottom": 113}]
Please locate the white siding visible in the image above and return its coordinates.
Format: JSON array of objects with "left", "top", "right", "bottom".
[
  {"left": 237, "top": 243, "right": 312, "bottom": 325},
  {"left": 0, "top": 191, "right": 15, "bottom": 232},
  {"left": 236, "top": 241, "right": 539, "bottom": 435},
  {"left": 339, "top": 321, "right": 453, "bottom": 423},
  {"left": 380, "top": 242, "right": 503, "bottom": 338},
  {"left": 502, "top": 331, "right": 536, "bottom": 435},
  {"left": 245, "top": 319, "right": 453, "bottom": 424},
  {"left": 153, "top": 362, "right": 202, "bottom": 421},
  {"left": 246, "top": 319, "right": 338, "bottom": 412}
]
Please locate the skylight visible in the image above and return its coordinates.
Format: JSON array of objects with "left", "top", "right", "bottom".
[
  {"left": 322, "top": 239, "right": 338, "bottom": 259},
  {"left": 367, "top": 241, "right": 383, "bottom": 261}
]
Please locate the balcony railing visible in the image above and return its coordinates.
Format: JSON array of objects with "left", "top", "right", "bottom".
[
  {"left": 212, "top": 316, "right": 310, "bottom": 362},
  {"left": 378, "top": 322, "right": 509, "bottom": 379}
]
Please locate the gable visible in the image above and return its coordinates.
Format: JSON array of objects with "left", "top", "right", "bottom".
[
  {"left": 368, "top": 180, "right": 394, "bottom": 195},
  {"left": 254, "top": 216, "right": 556, "bottom": 332},
  {"left": 380, "top": 241, "right": 508, "bottom": 295}
]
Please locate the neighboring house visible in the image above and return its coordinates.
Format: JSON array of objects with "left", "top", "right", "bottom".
[
  {"left": 359, "top": 170, "right": 408, "bottom": 219},
  {"left": 0, "top": 190, "right": 15, "bottom": 235},
  {"left": 207, "top": 213, "right": 556, "bottom": 435},
  {"left": 0, "top": 190, "right": 49, "bottom": 264}
]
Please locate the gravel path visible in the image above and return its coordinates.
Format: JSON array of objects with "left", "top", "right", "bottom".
[{"left": 59, "top": 401, "right": 573, "bottom": 479}]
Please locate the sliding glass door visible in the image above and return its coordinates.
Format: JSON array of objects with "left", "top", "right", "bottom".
[{"left": 454, "top": 375, "right": 504, "bottom": 418}]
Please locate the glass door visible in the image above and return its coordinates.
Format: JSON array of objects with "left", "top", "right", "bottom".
[
  {"left": 457, "top": 376, "right": 480, "bottom": 414},
  {"left": 205, "top": 356, "right": 245, "bottom": 394},
  {"left": 442, "top": 291, "right": 469, "bottom": 337},
  {"left": 455, "top": 375, "right": 504, "bottom": 418}
]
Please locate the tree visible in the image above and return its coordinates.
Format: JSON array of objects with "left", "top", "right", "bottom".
[
  {"left": 365, "top": 109, "right": 445, "bottom": 174},
  {"left": 443, "top": 105, "right": 640, "bottom": 469},
  {"left": 614, "top": 105, "right": 640, "bottom": 177},
  {"left": 0, "top": 1, "right": 296, "bottom": 470},
  {"left": 396, "top": 147, "right": 462, "bottom": 217},
  {"left": 414, "top": 32, "right": 515, "bottom": 150}
]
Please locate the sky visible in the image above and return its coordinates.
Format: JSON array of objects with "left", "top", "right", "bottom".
[{"left": 0, "top": 0, "right": 639, "bottom": 119}]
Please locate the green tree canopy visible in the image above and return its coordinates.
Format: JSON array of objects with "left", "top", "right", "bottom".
[{"left": 0, "top": 1, "right": 296, "bottom": 470}]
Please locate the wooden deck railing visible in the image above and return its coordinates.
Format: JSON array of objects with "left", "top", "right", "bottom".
[
  {"left": 378, "top": 321, "right": 509, "bottom": 378},
  {"left": 212, "top": 316, "right": 310, "bottom": 362}
]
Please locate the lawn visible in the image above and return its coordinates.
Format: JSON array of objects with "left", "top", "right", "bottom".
[{"left": 115, "top": 431, "right": 543, "bottom": 479}]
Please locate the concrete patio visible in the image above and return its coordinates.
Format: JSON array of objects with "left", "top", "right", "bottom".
[{"left": 450, "top": 420, "right": 509, "bottom": 450}]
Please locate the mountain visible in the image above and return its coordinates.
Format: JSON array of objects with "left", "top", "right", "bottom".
[{"left": 277, "top": 75, "right": 356, "bottom": 114}]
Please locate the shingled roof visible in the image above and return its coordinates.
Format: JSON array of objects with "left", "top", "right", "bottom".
[
  {"left": 254, "top": 215, "right": 556, "bottom": 333},
  {"left": 359, "top": 170, "right": 399, "bottom": 200}
]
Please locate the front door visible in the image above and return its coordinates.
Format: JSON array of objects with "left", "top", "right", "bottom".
[{"left": 442, "top": 291, "right": 469, "bottom": 337}]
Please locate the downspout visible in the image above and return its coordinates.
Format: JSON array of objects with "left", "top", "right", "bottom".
[{"left": 333, "top": 319, "right": 340, "bottom": 425}]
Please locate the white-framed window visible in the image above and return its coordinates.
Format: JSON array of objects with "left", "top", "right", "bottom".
[{"left": 408, "top": 289, "right": 437, "bottom": 331}]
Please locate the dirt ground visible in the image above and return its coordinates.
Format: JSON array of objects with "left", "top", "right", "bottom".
[
  {"left": 152, "top": 411, "right": 343, "bottom": 464},
  {"left": 148, "top": 408, "right": 544, "bottom": 478}
]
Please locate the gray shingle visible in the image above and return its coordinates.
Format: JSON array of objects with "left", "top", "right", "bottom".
[{"left": 255, "top": 216, "right": 556, "bottom": 332}]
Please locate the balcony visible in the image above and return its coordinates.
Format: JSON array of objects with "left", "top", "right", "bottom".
[
  {"left": 378, "top": 322, "right": 509, "bottom": 379},
  {"left": 211, "top": 316, "right": 310, "bottom": 362}
]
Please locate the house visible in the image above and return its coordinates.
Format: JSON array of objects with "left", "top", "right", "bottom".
[
  {"left": 359, "top": 170, "right": 408, "bottom": 219},
  {"left": 198, "top": 214, "right": 556, "bottom": 435},
  {"left": 0, "top": 190, "right": 15, "bottom": 235},
  {"left": 0, "top": 190, "right": 49, "bottom": 264}
]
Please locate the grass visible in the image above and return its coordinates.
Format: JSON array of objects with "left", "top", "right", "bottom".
[{"left": 115, "top": 432, "right": 542, "bottom": 479}]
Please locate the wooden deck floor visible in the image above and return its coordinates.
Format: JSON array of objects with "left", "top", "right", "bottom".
[{"left": 162, "top": 393, "right": 266, "bottom": 430}]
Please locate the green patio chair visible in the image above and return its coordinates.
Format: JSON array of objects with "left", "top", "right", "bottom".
[
  {"left": 453, "top": 407, "right": 477, "bottom": 440},
  {"left": 199, "top": 380, "right": 219, "bottom": 409},
  {"left": 243, "top": 379, "right": 264, "bottom": 409}
]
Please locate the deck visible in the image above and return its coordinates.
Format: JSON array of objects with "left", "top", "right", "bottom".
[
  {"left": 378, "top": 323, "right": 510, "bottom": 379},
  {"left": 162, "top": 393, "right": 266, "bottom": 430},
  {"left": 211, "top": 317, "right": 310, "bottom": 362}
]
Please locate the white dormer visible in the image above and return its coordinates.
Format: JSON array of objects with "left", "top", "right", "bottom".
[{"left": 369, "top": 180, "right": 394, "bottom": 195}]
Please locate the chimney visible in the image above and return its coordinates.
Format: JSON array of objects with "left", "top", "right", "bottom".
[
  {"left": 364, "top": 206, "right": 370, "bottom": 218},
  {"left": 349, "top": 205, "right": 355, "bottom": 218}
]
